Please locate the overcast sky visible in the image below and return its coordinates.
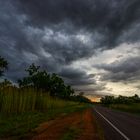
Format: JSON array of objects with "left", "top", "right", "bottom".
[{"left": 0, "top": 0, "right": 140, "bottom": 98}]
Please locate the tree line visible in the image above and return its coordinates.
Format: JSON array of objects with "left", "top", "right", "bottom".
[
  {"left": 101, "top": 94, "right": 140, "bottom": 105},
  {"left": 0, "top": 56, "right": 91, "bottom": 103}
]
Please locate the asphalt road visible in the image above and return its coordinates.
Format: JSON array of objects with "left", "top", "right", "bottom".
[{"left": 93, "top": 106, "right": 140, "bottom": 140}]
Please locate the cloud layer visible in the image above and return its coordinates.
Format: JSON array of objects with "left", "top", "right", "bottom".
[{"left": 0, "top": 0, "right": 140, "bottom": 96}]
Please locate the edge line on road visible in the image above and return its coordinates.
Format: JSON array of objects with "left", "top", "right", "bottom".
[{"left": 94, "top": 108, "right": 130, "bottom": 140}]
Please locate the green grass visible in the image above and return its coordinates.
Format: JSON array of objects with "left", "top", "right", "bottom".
[
  {"left": 61, "top": 126, "right": 81, "bottom": 140},
  {"left": 0, "top": 87, "right": 90, "bottom": 139},
  {"left": 95, "top": 118, "right": 105, "bottom": 140},
  {"left": 0, "top": 87, "right": 77, "bottom": 114},
  {"left": 0, "top": 87, "right": 91, "bottom": 140},
  {"left": 109, "top": 103, "right": 140, "bottom": 114},
  {"left": 0, "top": 103, "right": 88, "bottom": 139}
]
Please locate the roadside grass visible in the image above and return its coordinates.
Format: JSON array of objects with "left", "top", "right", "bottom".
[
  {"left": 0, "top": 104, "right": 89, "bottom": 139},
  {"left": 95, "top": 118, "right": 105, "bottom": 140},
  {"left": 0, "top": 87, "right": 77, "bottom": 114},
  {"left": 109, "top": 103, "right": 140, "bottom": 115},
  {"left": 61, "top": 108, "right": 105, "bottom": 140},
  {"left": 61, "top": 126, "right": 81, "bottom": 140},
  {"left": 92, "top": 106, "right": 105, "bottom": 140},
  {"left": 0, "top": 87, "right": 89, "bottom": 139}
]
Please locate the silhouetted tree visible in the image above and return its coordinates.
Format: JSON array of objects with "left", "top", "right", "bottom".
[
  {"left": 0, "top": 79, "right": 12, "bottom": 89},
  {"left": 100, "top": 96, "right": 115, "bottom": 105},
  {"left": 18, "top": 64, "right": 75, "bottom": 99},
  {"left": 101, "top": 94, "right": 140, "bottom": 105},
  {"left": 26, "top": 63, "right": 40, "bottom": 76},
  {"left": 0, "top": 56, "right": 8, "bottom": 76}
]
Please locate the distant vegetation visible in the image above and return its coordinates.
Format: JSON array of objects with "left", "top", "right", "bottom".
[
  {"left": 101, "top": 94, "right": 140, "bottom": 105},
  {"left": 101, "top": 95, "right": 140, "bottom": 114}
]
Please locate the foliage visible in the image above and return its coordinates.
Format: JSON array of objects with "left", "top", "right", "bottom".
[
  {"left": 17, "top": 63, "right": 90, "bottom": 103},
  {"left": 0, "top": 101, "right": 87, "bottom": 138},
  {"left": 0, "top": 79, "right": 12, "bottom": 89},
  {"left": 0, "top": 87, "right": 77, "bottom": 114},
  {"left": 18, "top": 64, "right": 75, "bottom": 99},
  {"left": 100, "top": 96, "right": 115, "bottom": 105},
  {"left": 0, "top": 57, "right": 91, "bottom": 113},
  {"left": 0, "top": 56, "right": 8, "bottom": 76},
  {"left": 0, "top": 57, "right": 91, "bottom": 138},
  {"left": 61, "top": 126, "right": 80, "bottom": 140},
  {"left": 101, "top": 94, "right": 140, "bottom": 105},
  {"left": 109, "top": 103, "right": 140, "bottom": 114}
]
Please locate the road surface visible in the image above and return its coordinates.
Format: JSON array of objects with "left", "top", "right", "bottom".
[{"left": 93, "top": 106, "right": 140, "bottom": 140}]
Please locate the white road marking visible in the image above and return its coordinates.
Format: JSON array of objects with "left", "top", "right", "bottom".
[{"left": 94, "top": 108, "right": 130, "bottom": 140}]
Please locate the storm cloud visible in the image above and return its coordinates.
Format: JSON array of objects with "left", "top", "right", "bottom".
[
  {"left": 15, "top": 0, "right": 140, "bottom": 46},
  {"left": 0, "top": 0, "right": 140, "bottom": 96},
  {"left": 59, "top": 67, "right": 96, "bottom": 86},
  {"left": 95, "top": 56, "right": 140, "bottom": 82}
]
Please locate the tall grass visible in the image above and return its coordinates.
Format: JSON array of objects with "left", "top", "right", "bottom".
[
  {"left": 0, "top": 87, "right": 76, "bottom": 115},
  {"left": 0, "top": 87, "right": 88, "bottom": 138}
]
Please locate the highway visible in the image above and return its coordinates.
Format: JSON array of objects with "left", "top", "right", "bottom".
[{"left": 93, "top": 106, "right": 140, "bottom": 140}]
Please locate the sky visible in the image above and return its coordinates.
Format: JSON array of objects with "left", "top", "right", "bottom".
[{"left": 0, "top": 0, "right": 140, "bottom": 99}]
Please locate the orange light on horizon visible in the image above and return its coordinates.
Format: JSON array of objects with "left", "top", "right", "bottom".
[{"left": 86, "top": 96, "right": 101, "bottom": 102}]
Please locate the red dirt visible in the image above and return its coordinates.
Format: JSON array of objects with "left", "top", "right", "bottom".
[
  {"left": 31, "top": 109, "right": 100, "bottom": 140},
  {"left": 77, "top": 109, "right": 99, "bottom": 140}
]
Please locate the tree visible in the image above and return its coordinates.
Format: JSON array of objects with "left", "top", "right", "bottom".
[
  {"left": 100, "top": 96, "right": 115, "bottom": 105},
  {"left": 26, "top": 63, "right": 40, "bottom": 76},
  {"left": 79, "top": 92, "right": 84, "bottom": 96},
  {"left": 0, "top": 79, "right": 12, "bottom": 88},
  {"left": 130, "top": 94, "right": 140, "bottom": 103},
  {"left": 50, "top": 73, "right": 64, "bottom": 97},
  {"left": 18, "top": 64, "right": 75, "bottom": 99},
  {"left": 0, "top": 56, "right": 8, "bottom": 76},
  {"left": 18, "top": 64, "right": 51, "bottom": 90},
  {"left": 101, "top": 94, "right": 140, "bottom": 105}
]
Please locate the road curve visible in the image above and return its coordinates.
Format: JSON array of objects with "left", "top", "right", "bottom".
[{"left": 93, "top": 106, "right": 140, "bottom": 140}]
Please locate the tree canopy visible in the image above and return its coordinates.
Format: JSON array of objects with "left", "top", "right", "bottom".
[
  {"left": 101, "top": 94, "right": 140, "bottom": 105},
  {"left": 0, "top": 57, "right": 91, "bottom": 103},
  {"left": 18, "top": 63, "right": 75, "bottom": 99},
  {"left": 0, "top": 56, "right": 8, "bottom": 76}
]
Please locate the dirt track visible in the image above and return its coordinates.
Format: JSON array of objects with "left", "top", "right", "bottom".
[{"left": 31, "top": 109, "right": 100, "bottom": 140}]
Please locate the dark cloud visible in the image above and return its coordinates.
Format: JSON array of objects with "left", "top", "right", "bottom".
[
  {"left": 1, "top": 0, "right": 140, "bottom": 95},
  {"left": 76, "top": 84, "right": 106, "bottom": 92},
  {"left": 96, "top": 57, "right": 140, "bottom": 73},
  {"left": 101, "top": 72, "right": 140, "bottom": 83},
  {"left": 95, "top": 57, "right": 140, "bottom": 82},
  {"left": 59, "top": 67, "right": 96, "bottom": 86},
  {"left": 15, "top": 0, "right": 140, "bottom": 47},
  {"left": 16, "top": 0, "right": 140, "bottom": 29}
]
